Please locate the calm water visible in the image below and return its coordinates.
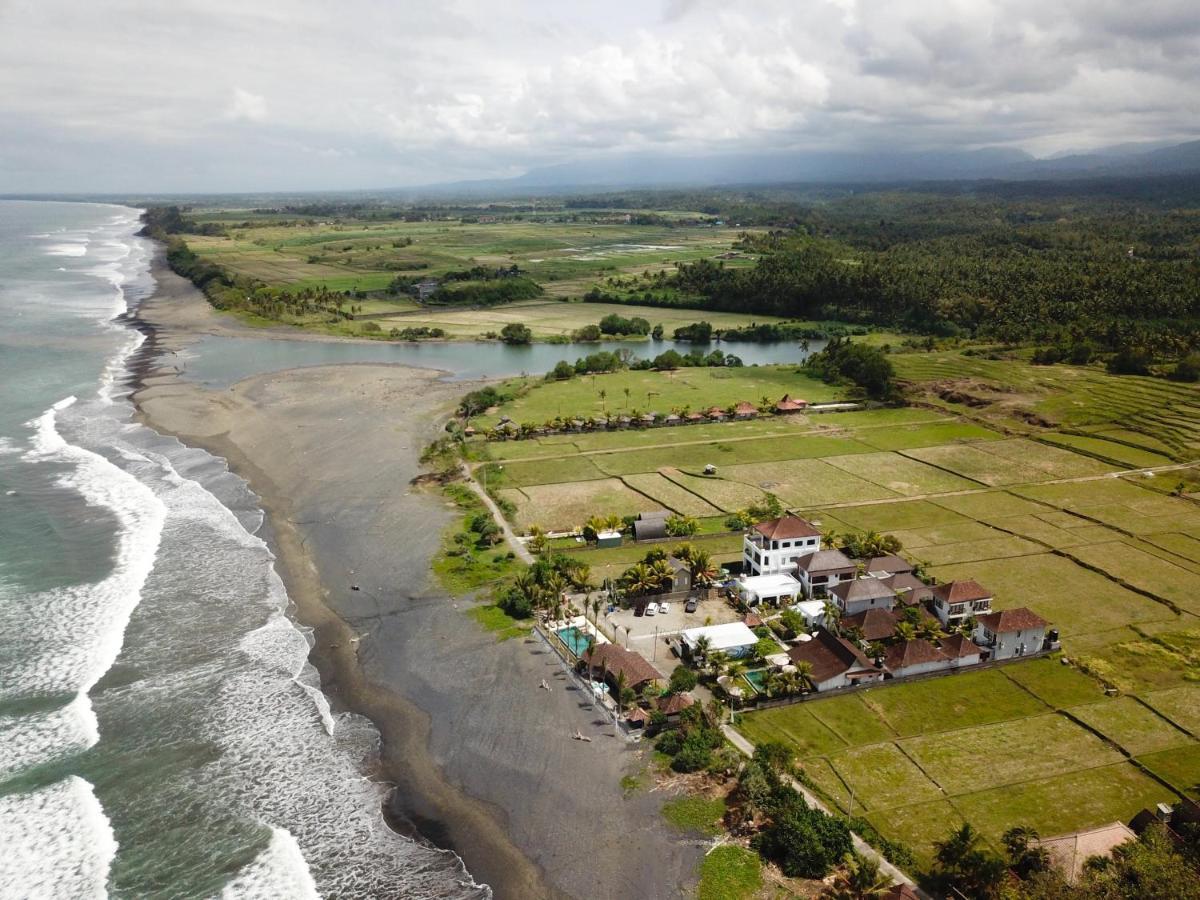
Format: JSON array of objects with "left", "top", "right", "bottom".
[
  {"left": 175, "top": 333, "right": 820, "bottom": 389},
  {"left": 0, "top": 201, "right": 486, "bottom": 899}
]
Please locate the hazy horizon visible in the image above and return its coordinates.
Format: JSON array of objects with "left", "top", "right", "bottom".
[{"left": 2, "top": 0, "right": 1199, "bottom": 193}]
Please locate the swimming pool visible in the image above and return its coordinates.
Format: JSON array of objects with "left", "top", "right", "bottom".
[
  {"left": 742, "top": 669, "right": 769, "bottom": 694},
  {"left": 557, "top": 625, "right": 594, "bottom": 656}
]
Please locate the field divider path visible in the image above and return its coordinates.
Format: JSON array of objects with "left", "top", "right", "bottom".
[
  {"left": 1056, "top": 709, "right": 1188, "bottom": 802},
  {"left": 459, "top": 462, "right": 535, "bottom": 564},
  {"left": 723, "top": 724, "right": 931, "bottom": 899}
]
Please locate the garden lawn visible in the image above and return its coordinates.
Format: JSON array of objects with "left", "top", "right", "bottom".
[
  {"left": 901, "top": 714, "right": 1122, "bottom": 795},
  {"left": 1069, "top": 697, "right": 1194, "bottom": 756},
  {"left": 854, "top": 669, "right": 1048, "bottom": 738},
  {"left": 828, "top": 744, "right": 944, "bottom": 812}
]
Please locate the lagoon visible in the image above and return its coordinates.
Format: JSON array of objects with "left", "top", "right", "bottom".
[{"left": 173, "top": 335, "right": 823, "bottom": 388}]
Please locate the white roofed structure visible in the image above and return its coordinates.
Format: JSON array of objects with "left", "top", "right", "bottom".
[
  {"left": 681, "top": 622, "right": 759, "bottom": 658},
  {"left": 736, "top": 572, "right": 803, "bottom": 607}
]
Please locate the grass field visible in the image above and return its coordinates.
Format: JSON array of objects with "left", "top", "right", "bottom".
[
  {"left": 740, "top": 661, "right": 1187, "bottom": 866},
  {"left": 473, "top": 365, "right": 843, "bottom": 429}
]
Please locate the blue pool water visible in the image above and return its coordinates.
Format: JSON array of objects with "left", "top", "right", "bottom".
[
  {"left": 743, "top": 669, "right": 769, "bottom": 694},
  {"left": 557, "top": 626, "right": 594, "bottom": 656}
]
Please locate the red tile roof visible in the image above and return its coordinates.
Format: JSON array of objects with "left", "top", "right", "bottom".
[
  {"left": 752, "top": 514, "right": 822, "bottom": 540},
  {"left": 933, "top": 579, "right": 992, "bottom": 603},
  {"left": 656, "top": 692, "right": 696, "bottom": 715},
  {"left": 733, "top": 401, "right": 757, "bottom": 415},
  {"left": 775, "top": 393, "right": 808, "bottom": 412},
  {"left": 743, "top": 613, "right": 764, "bottom": 628},
  {"left": 787, "top": 629, "right": 877, "bottom": 684},
  {"left": 939, "top": 633, "right": 983, "bottom": 659},
  {"left": 976, "top": 607, "right": 1048, "bottom": 633},
  {"left": 583, "top": 643, "right": 663, "bottom": 687},
  {"left": 842, "top": 607, "right": 899, "bottom": 642},
  {"left": 884, "top": 638, "right": 949, "bottom": 671}
]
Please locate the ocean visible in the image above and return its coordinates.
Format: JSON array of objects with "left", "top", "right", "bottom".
[{"left": 0, "top": 200, "right": 487, "bottom": 899}]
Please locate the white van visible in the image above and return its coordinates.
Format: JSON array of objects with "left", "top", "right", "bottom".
[{"left": 645, "top": 602, "right": 658, "bottom": 615}]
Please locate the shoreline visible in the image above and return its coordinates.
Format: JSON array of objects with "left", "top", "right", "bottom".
[
  {"left": 128, "top": 254, "right": 555, "bottom": 898},
  {"left": 129, "top": 251, "right": 702, "bottom": 899}
]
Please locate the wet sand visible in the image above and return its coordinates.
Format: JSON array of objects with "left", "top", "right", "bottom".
[{"left": 132, "top": 256, "right": 701, "bottom": 899}]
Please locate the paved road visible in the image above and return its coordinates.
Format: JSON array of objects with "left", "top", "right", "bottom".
[
  {"left": 459, "top": 461, "right": 535, "bottom": 564},
  {"left": 722, "top": 724, "right": 931, "bottom": 899}
]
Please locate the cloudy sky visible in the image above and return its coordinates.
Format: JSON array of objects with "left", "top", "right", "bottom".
[{"left": 0, "top": 0, "right": 1197, "bottom": 193}]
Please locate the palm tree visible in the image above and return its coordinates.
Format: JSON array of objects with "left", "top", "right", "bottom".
[
  {"left": 622, "top": 563, "right": 657, "bottom": 599},
  {"left": 823, "top": 601, "right": 841, "bottom": 633},
  {"left": 614, "top": 670, "right": 629, "bottom": 712},
  {"left": 598, "top": 388, "right": 607, "bottom": 410},
  {"left": 790, "top": 660, "right": 814, "bottom": 693},
  {"left": 724, "top": 657, "right": 747, "bottom": 680},
  {"left": 648, "top": 557, "right": 675, "bottom": 591},
  {"left": 671, "top": 542, "right": 696, "bottom": 562},
  {"left": 689, "top": 548, "right": 718, "bottom": 587},
  {"left": 894, "top": 620, "right": 918, "bottom": 642},
  {"left": 822, "top": 853, "right": 894, "bottom": 899},
  {"left": 623, "top": 386, "right": 631, "bottom": 407},
  {"left": 590, "top": 596, "right": 602, "bottom": 627}
]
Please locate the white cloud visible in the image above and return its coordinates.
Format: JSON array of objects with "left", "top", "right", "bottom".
[
  {"left": 226, "top": 88, "right": 267, "bottom": 122},
  {"left": 0, "top": 0, "right": 1196, "bottom": 190}
]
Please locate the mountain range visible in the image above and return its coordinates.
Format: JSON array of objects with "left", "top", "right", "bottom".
[{"left": 419, "top": 139, "right": 1200, "bottom": 196}]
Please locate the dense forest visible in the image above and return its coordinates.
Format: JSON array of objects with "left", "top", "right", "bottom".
[{"left": 590, "top": 184, "right": 1200, "bottom": 356}]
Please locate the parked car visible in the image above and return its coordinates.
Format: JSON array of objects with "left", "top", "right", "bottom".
[
  {"left": 685, "top": 598, "right": 698, "bottom": 613},
  {"left": 659, "top": 602, "right": 671, "bottom": 614},
  {"left": 645, "top": 602, "right": 658, "bottom": 615}
]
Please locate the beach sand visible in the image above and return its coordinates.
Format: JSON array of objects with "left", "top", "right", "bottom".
[{"left": 132, "top": 257, "right": 701, "bottom": 899}]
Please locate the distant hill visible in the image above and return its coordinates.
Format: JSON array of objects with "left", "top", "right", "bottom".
[{"left": 417, "top": 139, "right": 1200, "bottom": 197}]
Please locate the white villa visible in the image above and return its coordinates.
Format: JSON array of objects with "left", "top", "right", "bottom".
[
  {"left": 743, "top": 514, "right": 822, "bottom": 576},
  {"left": 931, "top": 579, "right": 993, "bottom": 626}
]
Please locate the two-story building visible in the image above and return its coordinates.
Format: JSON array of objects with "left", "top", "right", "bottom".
[
  {"left": 974, "top": 607, "right": 1049, "bottom": 660},
  {"left": 931, "top": 579, "right": 993, "bottom": 627},
  {"left": 796, "top": 548, "right": 858, "bottom": 598},
  {"left": 742, "top": 514, "right": 822, "bottom": 576},
  {"left": 831, "top": 577, "right": 897, "bottom": 616}
]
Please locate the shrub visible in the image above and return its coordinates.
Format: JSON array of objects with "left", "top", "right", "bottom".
[
  {"left": 669, "top": 666, "right": 698, "bottom": 693},
  {"left": 500, "top": 322, "right": 532, "bottom": 345}
]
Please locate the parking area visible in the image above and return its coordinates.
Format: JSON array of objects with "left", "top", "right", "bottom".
[{"left": 606, "top": 594, "right": 740, "bottom": 641}]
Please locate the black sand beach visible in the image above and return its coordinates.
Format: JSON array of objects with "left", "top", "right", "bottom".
[{"left": 131, "top": 256, "right": 702, "bottom": 899}]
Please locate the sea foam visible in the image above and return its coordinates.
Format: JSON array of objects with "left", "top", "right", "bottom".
[{"left": 0, "top": 776, "right": 118, "bottom": 899}]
